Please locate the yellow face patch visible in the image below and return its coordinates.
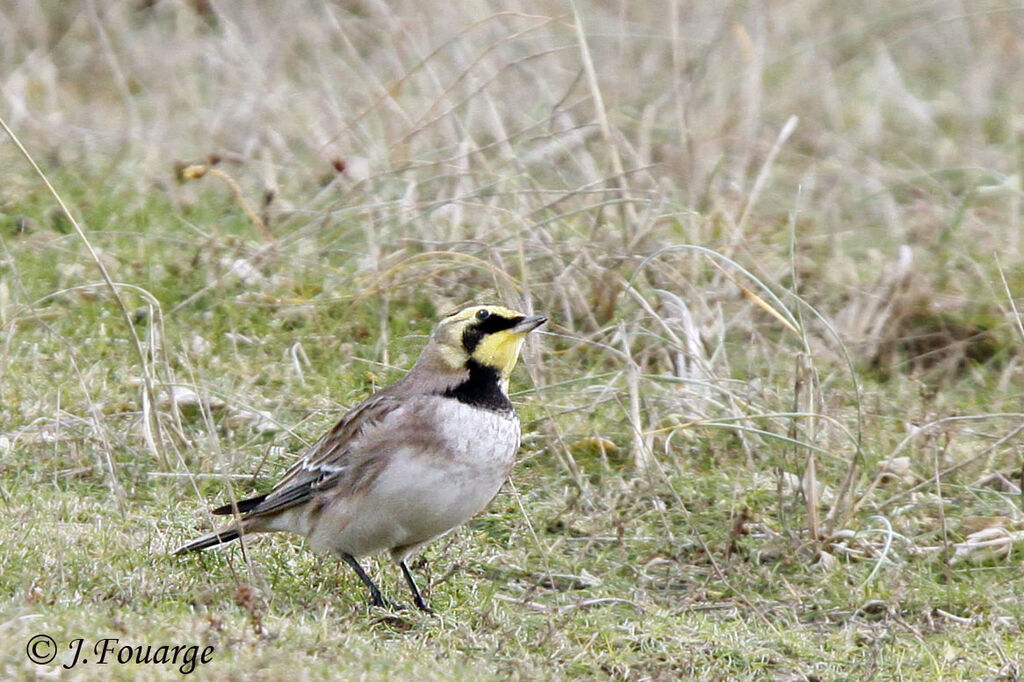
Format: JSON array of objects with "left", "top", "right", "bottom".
[
  {"left": 433, "top": 305, "right": 533, "bottom": 378},
  {"left": 471, "top": 330, "right": 528, "bottom": 383}
]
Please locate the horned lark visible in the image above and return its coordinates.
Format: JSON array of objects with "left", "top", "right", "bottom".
[{"left": 175, "top": 305, "right": 546, "bottom": 611}]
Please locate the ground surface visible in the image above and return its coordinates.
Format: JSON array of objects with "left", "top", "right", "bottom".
[{"left": 2, "top": 2, "right": 1024, "bottom": 680}]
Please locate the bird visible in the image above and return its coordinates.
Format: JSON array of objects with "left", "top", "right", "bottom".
[{"left": 174, "top": 305, "right": 546, "bottom": 611}]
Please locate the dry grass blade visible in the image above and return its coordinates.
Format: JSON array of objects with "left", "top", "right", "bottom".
[
  {"left": 179, "top": 164, "right": 274, "bottom": 242},
  {"left": 0, "top": 114, "right": 169, "bottom": 470},
  {"left": 568, "top": 0, "right": 637, "bottom": 228},
  {"left": 736, "top": 115, "right": 798, "bottom": 236}
]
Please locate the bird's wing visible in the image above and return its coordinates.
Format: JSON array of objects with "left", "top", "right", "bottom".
[{"left": 230, "top": 392, "right": 404, "bottom": 519}]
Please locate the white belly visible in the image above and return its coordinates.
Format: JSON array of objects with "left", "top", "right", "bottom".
[{"left": 308, "top": 402, "right": 519, "bottom": 559}]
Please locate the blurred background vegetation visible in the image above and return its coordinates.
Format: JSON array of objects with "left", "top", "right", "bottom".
[{"left": 2, "top": 1, "right": 1023, "bottom": 679}]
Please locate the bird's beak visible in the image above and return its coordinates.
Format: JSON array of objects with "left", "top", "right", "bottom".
[{"left": 512, "top": 315, "right": 547, "bottom": 334}]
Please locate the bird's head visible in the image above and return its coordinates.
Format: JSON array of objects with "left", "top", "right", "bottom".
[{"left": 427, "top": 305, "right": 547, "bottom": 383}]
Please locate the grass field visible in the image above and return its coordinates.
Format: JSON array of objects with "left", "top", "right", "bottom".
[{"left": 2, "top": 1, "right": 1024, "bottom": 679}]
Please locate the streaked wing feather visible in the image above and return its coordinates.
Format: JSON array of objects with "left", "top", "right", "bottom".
[{"left": 239, "top": 394, "right": 401, "bottom": 519}]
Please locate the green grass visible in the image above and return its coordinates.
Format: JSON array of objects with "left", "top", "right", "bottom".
[{"left": 3, "top": 1, "right": 1024, "bottom": 679}]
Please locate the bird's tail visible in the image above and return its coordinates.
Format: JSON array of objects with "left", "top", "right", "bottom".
[
  {"left": 174, "top": 492, "right": 271, "bottom": 555},
  {"left": 173, "top": 526, "right": 243, "bottom": 555}
]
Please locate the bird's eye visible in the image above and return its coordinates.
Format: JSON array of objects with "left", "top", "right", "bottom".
[{"left": 475, "top": 309, "right": 491, "bottom": 321}]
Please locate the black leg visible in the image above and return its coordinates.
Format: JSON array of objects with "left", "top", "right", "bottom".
[
  {"left": 399, "top": 560, "right": 431, "bottom": 612},
  {"left": 340, "top": 553, "right": 388, "bottom": 608}
]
